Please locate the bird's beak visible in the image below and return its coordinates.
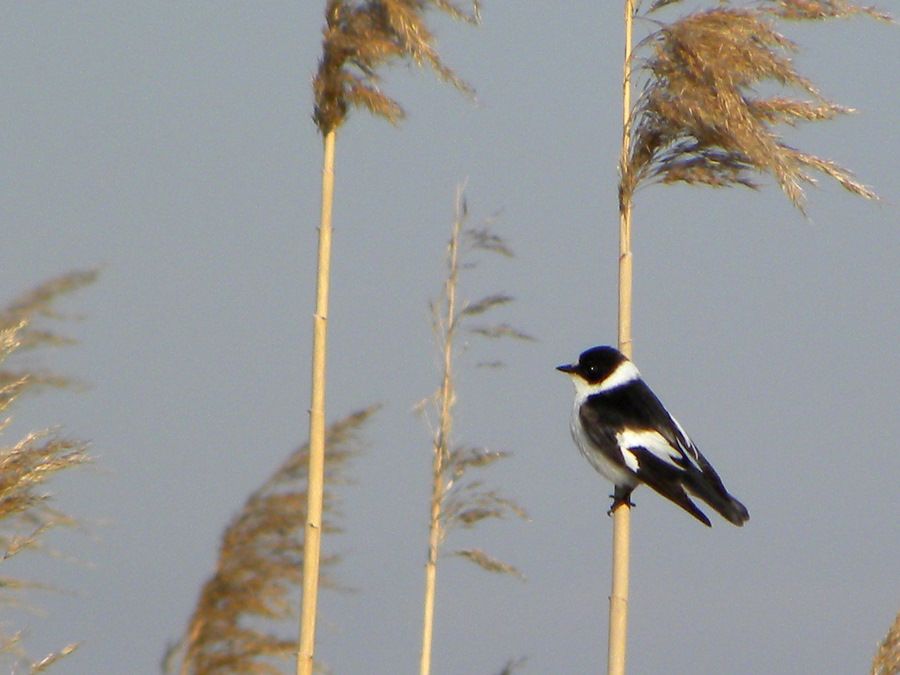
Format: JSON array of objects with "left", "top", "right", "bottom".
[{"left": 556, "top": 363, "right": 577, "bottom": 374}]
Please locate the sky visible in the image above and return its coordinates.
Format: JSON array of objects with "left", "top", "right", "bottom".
[{"left": 1, "top": 2, "right": 898, "bottom": 673}]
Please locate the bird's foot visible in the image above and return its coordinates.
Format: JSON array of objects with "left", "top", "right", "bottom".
[{"left": 607, "top": 488, "right": 635, "bottom": 516}]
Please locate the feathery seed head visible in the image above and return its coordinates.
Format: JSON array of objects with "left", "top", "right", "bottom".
[{"left": 624, "top": 1, "right": 887, "bottom": 211}]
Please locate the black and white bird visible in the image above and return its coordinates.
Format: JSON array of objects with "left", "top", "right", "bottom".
[{"left": 557, "top": 345, "right": 749, "bottom": 527}]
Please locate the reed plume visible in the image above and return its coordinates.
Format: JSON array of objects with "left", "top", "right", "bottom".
[
  {"left": 870, "top": 610, "right": 900, "bottom": 675},
  {"left": 623, "top": 0, "right": 890, "bottom": 213},
  {"left": 313, "top": 0, "right": 478, "bottom": 133},
  {"left": 418, "top": 187, "right": 530, "bottom": 675},
  {"left": 301, "top": 4, "right": 477, "bottom": 673},
  {"left": 170, "top": 406, "right": 378, "bottom": 675},
  {"left": 0, "top": 271, "right": 95, "bottom": 673}
]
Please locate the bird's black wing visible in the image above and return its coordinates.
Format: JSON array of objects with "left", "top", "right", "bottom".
[
  {"left": 626, "top": 446, "right": 712, "bottom": 527},
  {"left": 589, "top": 381, "right": 700, "bottom": 471},
  {"left": 621, "top": 382, "right": 750, "bottom": 526}
]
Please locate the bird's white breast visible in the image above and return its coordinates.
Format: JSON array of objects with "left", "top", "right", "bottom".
[{"left": 569, "top": 398, "right": 637, "bottom": 488}]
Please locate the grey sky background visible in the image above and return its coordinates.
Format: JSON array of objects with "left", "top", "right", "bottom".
[{"left": 2, "top": 2, "right": 898, "bottom": 673}]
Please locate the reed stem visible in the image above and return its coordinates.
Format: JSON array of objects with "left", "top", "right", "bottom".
[
  {"left": 419, "top": 190, "right": 462, "bottom": 675},
  {"left": 297, "top": 128, "right": 336, "bottom": 675},
  {"left": 609, "top": 2, "right": 635, "bottom": 674}
]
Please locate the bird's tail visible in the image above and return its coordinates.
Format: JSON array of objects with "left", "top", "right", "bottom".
[
  {"left": 711, "top": 493, "right": 750, "bottom": 527},
  {"left": 684, "top": 458, "right": 750, "bottom": 526},
  {"left": 689, "top": 478, "right": 749, "bottom": 527}
]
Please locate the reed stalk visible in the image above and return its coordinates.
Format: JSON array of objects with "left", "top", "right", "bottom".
[
  {"left": 298, "top": 127, "right": 336, "bottom": 675},
  {"left": 609, "top": 3, "right": 636, "bottom": 674},
  {"left": 419, "top": 190, "right": 462, "bottom": 675},
  {"left": 418, "top": 189, "right": 528, "bottom": 675}
]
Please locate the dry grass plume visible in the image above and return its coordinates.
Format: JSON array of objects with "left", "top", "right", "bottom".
[
  {"left": 171, "top": 406, "right": 378, "bottom": 675},
  {"left": 871, "top": 610, "right": 900, "bottom": 675},
  {"left": 623, "top": 0, "right": 891, "bottom": 213},
  {"left": 314, "top": 0, "right": 479, "bottom": 134},
  {"left": 0, "top": 271, "right": 95, "bottom": 672}
]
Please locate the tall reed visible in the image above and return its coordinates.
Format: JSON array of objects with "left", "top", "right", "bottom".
[
  {"left": 418, "top": 187, "right": 529, "bottom": 675},
  {"left": 302, "top": 4, "right": 478, "bottom": 674},
  {"left": 609, "top": 1, "right": 887, "bottom": 672}
]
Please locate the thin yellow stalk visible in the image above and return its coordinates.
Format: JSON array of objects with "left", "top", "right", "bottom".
[
  {"left": 297, "top": 128, "right": 336, "bottom": 675},
  {"left": 610, "top": 2, "right": 635, "bottom": 675},
  {"left": 419, "top": 194, "right": 462, "bottom": 675},
  {"left": 618, "top": 0, "right": 634, "bottom": 362}
]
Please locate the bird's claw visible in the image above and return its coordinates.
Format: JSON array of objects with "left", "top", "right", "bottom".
[{"left": 607, "top": 489, "right": 635, "bottom": 516}]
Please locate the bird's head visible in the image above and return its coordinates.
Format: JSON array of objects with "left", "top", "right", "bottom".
[{"left": 557, "top": 346, "right": 639, "bottom": 396}]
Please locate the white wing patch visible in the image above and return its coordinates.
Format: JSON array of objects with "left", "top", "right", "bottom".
[
  {"left": 621, "top": 447, "right": 640, "bottom": 472},
  {"left": 616, "top": 429, "right": 686, "bottom": 471}
]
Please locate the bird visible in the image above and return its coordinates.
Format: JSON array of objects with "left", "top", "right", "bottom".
[{"left": 557, "top": 345, "right": 749, "bottom": 527}]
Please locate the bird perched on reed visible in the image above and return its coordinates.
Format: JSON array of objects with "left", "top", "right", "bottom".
[{"left": 558, "top": 346, "right": 749, "bottom": 527}]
